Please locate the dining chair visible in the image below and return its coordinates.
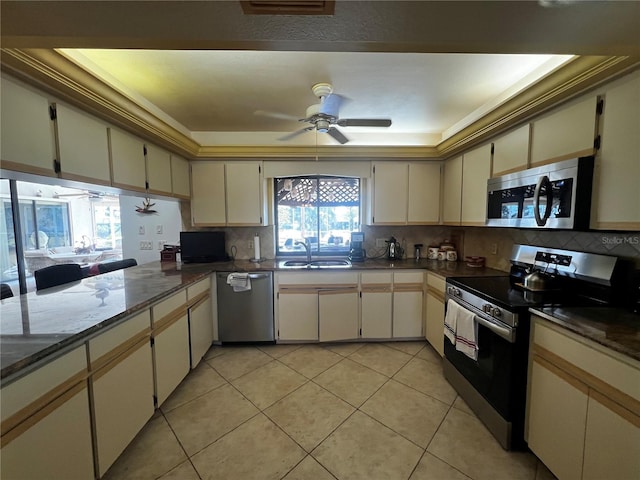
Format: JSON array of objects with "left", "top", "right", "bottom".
[
  {"left": 34, "top": 263, "right": 83, "bottom": 291},
  {"left": 97, "top": 258, "right": 137, "bottom": 274},
  {"left": 0, "top": 283, "right": 13, "bottom": 299}
]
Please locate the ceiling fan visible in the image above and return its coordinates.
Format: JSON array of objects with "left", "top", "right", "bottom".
[{"left": 256, "top": 82, "right": 392, "bottom": 144}]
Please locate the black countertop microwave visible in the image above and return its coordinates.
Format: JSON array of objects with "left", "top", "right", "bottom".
[{"left": 486, "top": 156, "right": 594, "bottom": 229}]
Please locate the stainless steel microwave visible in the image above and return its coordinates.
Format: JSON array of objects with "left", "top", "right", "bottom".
[{"left": 486, "top": 156, "right": 594, "bottom": 229}]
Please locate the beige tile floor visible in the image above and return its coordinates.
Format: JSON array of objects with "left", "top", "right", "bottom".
[{"left": 103, "top": 341, "right": 557, "bottom": 480}]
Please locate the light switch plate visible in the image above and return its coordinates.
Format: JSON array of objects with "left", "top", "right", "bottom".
[
  {"left": 156, "top": 225, "right": 163, "bottom": 234},
  {"left": 139, "top": 226, "right": 145, "bottom": 235}
]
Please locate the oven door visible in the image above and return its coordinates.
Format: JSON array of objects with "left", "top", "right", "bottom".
[{"left": 443, "top": 299, "right": 528, "bottom": 421}]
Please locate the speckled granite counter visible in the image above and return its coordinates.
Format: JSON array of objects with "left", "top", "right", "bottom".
[
  {"left": 530, "top": 307, "right": 640, "bottom": 362},
  {"left": 0, "top": 258, "right": 506, "bottom": 383}
]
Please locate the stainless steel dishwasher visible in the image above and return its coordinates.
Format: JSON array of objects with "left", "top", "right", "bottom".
[{"left": 216, "top": 271, "right": 275, "bottom": 342}]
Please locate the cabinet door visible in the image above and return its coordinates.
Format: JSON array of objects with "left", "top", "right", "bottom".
[
  {"left": 92, "top": 340, "right": 154, "bottom": 477},
  {"left": 371, "top": 162, "right": 408, "bottom": 224},
  {"left": 393, "top": 290, "right": 424, "bottom": 338},
  {"left": 0, "top": 75, "right": 56, "bottom": 176},
  {"left": 442, "top": 155, "right": 462, "bottom": 225},
  {"left": 109, "top": 127, "right": 146, "bottom": 192},
  {"left": 189, "top": 295, "right": 213, "bottom": 368},
  {"left": 408, "top": 162, "right": 441, "bottom": 224},
  {"left": 592, "top": 72, "right": 640, "bottom": 230},
  {"left": 527, "top": 356, "right": 588, "bottom": 480},
  {"left": 226, "top": 162, "right": 264, "bottom": 225},
  {"left": 492, "top": 124, "right": 530, "bottom": 176},
  {"left": 55, "top": 103, "right": 111, "bottom": 184},
  {"left": 191, "top": 162, "right": 226, "bottom": 226},
  {"left": 277, "top": 290, "right": 318, "bottom": 341},
  {"left": 319, "top": 289, "right": 359, "bottom": 342},
  {"left": 171, "top": 154, "right": 191, "bottom": 199},
  {"left": 146, "top": 143, "right": 173, "bottom": 195},
  {"left": 582, "top": 392, "right": 640, "bottom": 480},
  {"left": 154, "top": 314, "right": 191, "bottom": 406},
  {"left": 0, "top": 385, "right": 95, "bottom": 480},
  {"left": 530, "top": 95, "right": 598, "bottom": 165},
  {"left": 461, "top": 144, "right": 492, "bottom": 226},
  {"left": 361, "top": 289, "right": 392, "bottom": 339},
  {"left": 425, "top": 291, "right": 445, "bottom": 357}
]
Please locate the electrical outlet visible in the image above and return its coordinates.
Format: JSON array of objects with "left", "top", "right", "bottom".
[
  {"left": 158, "top": 240, "right": 165, "bottom": 250},
  {"left": 248, "top": 241, "right": 253, "bottom": 249},
  {"left": 138, "top": 226, "right": 145, "bottom": 235},
  {"left": 491, "top": 243, "right": 498, "bottom": 255},
  {"left": 139, "top": 241, "right": 146, "bottom": 250},
  {"left": 376, "top": 238, "right": 387, "bottom": 248}
]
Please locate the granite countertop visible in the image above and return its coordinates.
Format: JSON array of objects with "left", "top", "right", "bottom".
[
  {"left": 0, "top": 258, "right": 506, "bottom": 383},
  {"left": 530, "top": 306, "right": 640, "bottom": 362}
]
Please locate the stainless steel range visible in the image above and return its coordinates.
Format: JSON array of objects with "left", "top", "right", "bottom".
[{"left": 443, "top": 245, "right": 622, "bottom": 450}]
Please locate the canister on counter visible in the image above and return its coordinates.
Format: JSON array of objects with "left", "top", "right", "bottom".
[{"left": 428, "top": 246, "right": 440, "bottom": 259}]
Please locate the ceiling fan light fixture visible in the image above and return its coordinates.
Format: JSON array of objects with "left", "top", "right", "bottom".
[{"left": 316, "top": 119, "right": 330, "bottom": 133}]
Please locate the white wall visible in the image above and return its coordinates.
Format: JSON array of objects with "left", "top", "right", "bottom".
[{"left": 119, "top": 195, "right": 182, "bottom": 265}]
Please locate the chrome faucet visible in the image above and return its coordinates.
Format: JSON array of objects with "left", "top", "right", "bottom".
[{"left": 295, "top": 239, "right": 312, "bottom": 263}]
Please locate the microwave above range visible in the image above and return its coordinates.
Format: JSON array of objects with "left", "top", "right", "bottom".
[{"left": 486, "top": 156, "right": 594, "bottom": 230}]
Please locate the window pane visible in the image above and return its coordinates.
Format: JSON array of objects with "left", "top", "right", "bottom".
[
  {"left": 35, "top": 201, "right": 71, "bottom": 248},
  {"left": 0, "top": 180, "right": 18, "bottom": 296}
]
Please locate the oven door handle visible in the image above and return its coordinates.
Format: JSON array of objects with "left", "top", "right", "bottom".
[{"left": 474, "top": 314, "right": 515, "bottom": 343}]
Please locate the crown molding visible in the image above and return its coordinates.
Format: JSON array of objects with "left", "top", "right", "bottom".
[{"left": 2, "top": 48, "right": 638, "bottom": 162}]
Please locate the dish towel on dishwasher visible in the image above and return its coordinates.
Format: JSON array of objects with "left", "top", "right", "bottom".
[{"left": 227, "top": 273, "right": 251, "bottom": 292}]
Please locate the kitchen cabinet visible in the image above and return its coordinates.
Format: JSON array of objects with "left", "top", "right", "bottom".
[
  {"left": 461, "top": 143, "right": 492, "bottom": 226},
  {"left": 89, "top": 311, "right": 154, "bottom": 477},
  {"left": 54, "top": 102, "right": 111, "bottom": 185},
  {"left": 0, "top": 346, "right": 94, "bottom": 479},
  {"left": 187, "top": 277, "right": 213, "bottom": 368},
  {"left": 146, "top": 143, "right": 173, "bottom": 196},
  {"left": 360, "top": 272, "right": 393, "bottom": 339},
  {"left": 319, "top": 288, "right": 359, "bottom": 342},
  {"left": 191, "top": 161, "right": 226, "bottom": 226},
  {"left": 492, "top": 124, "right": 530, "bottom": 176},
  {"left": 530, "top": 95, "right": 598, "bottom": 166},
  {"left": 368, "top": 162, "right": 441, "bottom": 225},
  {"left": 277, "top": 288, "right": 319, "bottom": 341},
  {"left": 526, "top": 316, "right": 640, "bottom": 480},
  {"left": 0, "top": 75, "right": 56, "bottom": 177},
  {"left": 425, "top": 273, "right": 446, "bottom": 356},
  {"left": 109, "top": 127, "right": 147, "bottom": 192},
  {"left": 191, "top": 161, "right": 265, "bottom": 226},
  {"left": 392, "top": 271, "right": 425, "bottom": 338},
  {"left": 591, "top": 71, "right": 640, "bottom": 230},
  {"left": 171, "top": 154, "right": 191, "bottom": 199},
  {"left": 152, "top": 290, "right": 190, "bottom": 406},
  {"left": 442, "top": 155, "right": 463, "bottom": 225}
]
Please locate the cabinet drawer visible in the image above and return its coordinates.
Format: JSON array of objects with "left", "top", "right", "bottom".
[
  {"left": 394, "top": 271, "right": 424, "bottom": 284},
  {"left": 277, "top": 272, "right": 358, "bottom": 286},
  {"left": 152, "top": 290, "right": 187, "bottom": 324},
  {"left": 533, "top": 318, "right": 640, "bottom": 402},
  {"left": 88, "top": 310, "right": 151, "bottom": 366},
  {"left": 188, "top": 277, "right": 211, "bottom": 301},
  {"left": 426, "top": 273, "right": 446, "bottom": 293},
  {"left": 361, "top": 271, "right": 392, "bottom": 285}
]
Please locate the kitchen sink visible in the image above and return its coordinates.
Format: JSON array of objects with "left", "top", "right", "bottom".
[{"left": 281, "top": 259, "right": 351, "bottom": 269}]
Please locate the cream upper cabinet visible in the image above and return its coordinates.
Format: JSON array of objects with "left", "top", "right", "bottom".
[
  {"left": 145, "top": 143, "right": 173, "bottom": 195},
  {"left": 442, "top": 155, "right": 463, "bottom": 225},
  {"left": 226, "top": 161, "right": 265, "bottom": 225},
  {"left": 0, "top": 75, "right": 56, "bottom": 177},
  {"left": 54, "top": 103, "right": 111, "bottom": 185},
  {"left": 492, "top": 124, "right": 530, "bottom": 176},
  {"left": 408, "top": 162, "right": 441, "bottom": 224},
  {"left": 530, "top": 95, "right": 598, "bottom": 166},
  {"left": 171, "top": 154, "right": 191, "bottom": 199},
  {"left": 370, "top": 162, "right": 408, "bottom": 224},
  {"left": 591, "top": 71, "right": 640, "bottom": 230},
  {"left": 191, "top": 162, "right": 226, "bottom": 226},
  {"left": 109, "top": 127, "right": 147, "bottom": 192},
  {"left": 461, "top": 143, "right": 492, "bottom": 226}
]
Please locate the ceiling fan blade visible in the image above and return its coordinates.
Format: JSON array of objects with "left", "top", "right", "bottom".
[
  {"left": 337, "top": 118, "right": 392, "bottom": 127},
  {"left": 327, "top": 127, "right": 349, "bottom": 144},
  {"left": 254, "top": 110, "right": 302, "bottom": 121},
  {"left": 278, "top": 126, "right": 314, "bottom": 141},
  {"left": 319, "top": 94, "right": 344, "bottom": 117}
]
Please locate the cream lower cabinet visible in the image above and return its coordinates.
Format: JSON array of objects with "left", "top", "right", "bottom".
[
  {"left": 425, "top": 273, "right": 446, "bottom": 356},
  {"left": 360, "top": 272, "right": 393, "bottom": 339},
  {"left": 319, "top": 288, "right": 359, "bottom": 342},
  {"left": 152, "top": 290, "right": 190, "bottom": 406},
  {"left": 277, "top": 288, "right": 319, "bottom": 341},
  {"left": 392, "top": 271, "right": 425, "bottom": 338},
  {"left": 187, "top": 277, "right": 213, "bottom": 368},
  {"left": 527, "top": 316, "right": 640, "bottom": 480},
  {"left": 0, "top": 347, "right": 94, "bottom": 480}
]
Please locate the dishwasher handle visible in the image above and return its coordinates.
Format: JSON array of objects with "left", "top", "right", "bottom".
[{"left": 217, "top": 272, "right": 272, "bottom": 280}]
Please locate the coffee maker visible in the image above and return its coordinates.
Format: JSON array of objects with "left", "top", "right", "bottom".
[
  {"left": 349, "top": 232, "right": 366, "bottom": 262},
  {"left": 386, "top": 236, "right": 403, "bottom": 260}
]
